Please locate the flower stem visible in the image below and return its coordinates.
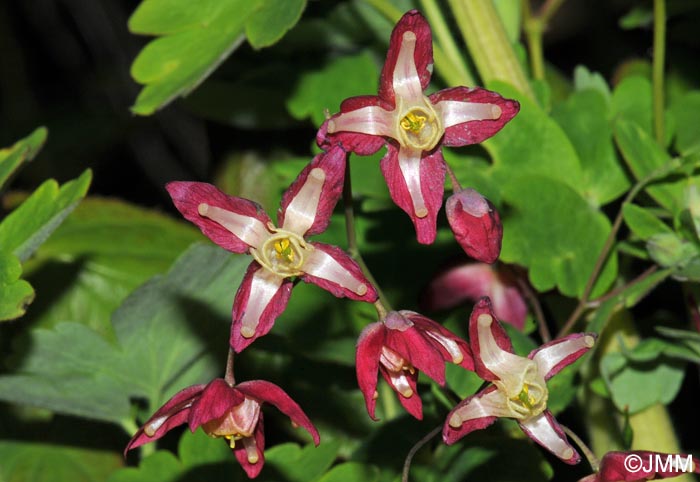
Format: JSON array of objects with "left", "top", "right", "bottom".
[
  {"left": 362, "top": 0, "right": 403, "bottom": 22},
  {"left": 521, "top": 0, "right": 545, "bottom": 81},
  {"left": 561, "top": 424, "right": 600, "bottom": 472},
  {"left": 224, "top": 348, "right": 235, "bottom": 386},
  {"left": 444, "top": 162, "right": 462, "bottom": 193},
  {"left": 514, "top": 272, "right": 551, "bottom": 342},
  {"left": 653, "top": 0, "right": 666, "bottom": 144},
  {"left": 447, "top": 0, "right": 534, "bottom": 99},
  {"left": 558, "top": 157, "right": 682, "bottom": 337},
  {"left": 402, "top": 424, "right": 442, "bottom": 482}
]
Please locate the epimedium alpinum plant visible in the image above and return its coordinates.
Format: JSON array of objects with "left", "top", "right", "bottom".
[{"left": 3, "top": 1, "right": 700, "bottom": 482}]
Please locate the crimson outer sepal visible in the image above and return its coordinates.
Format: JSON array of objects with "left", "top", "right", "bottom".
[
  {"left": 125, "top": 378, "right": 319, "bottom": 479},
  {"left": 356, "top": 310, "right": 473, "bottom": 420},
  {"left": 578, "top": 451, "right": 700, "bottom": 482},
  {"left": 446, "top": 188, "right": 503, "bottom": 264},
  {"left": 443, "top": 297, "right": 596, "bottom": 465},
  {"left": 318, "top": 10, "right": 519, "bottom": 245}
]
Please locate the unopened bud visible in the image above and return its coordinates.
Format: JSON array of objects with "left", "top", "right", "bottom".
[{"left": 446, "top": 189, "right": 503, "bottom": 264}]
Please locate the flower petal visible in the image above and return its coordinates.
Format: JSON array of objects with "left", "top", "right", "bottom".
[
  {"left": 597, "top": 451, "right": 700, "bottom": 481},
  {"left": 233, "top": 415, "right": 266, "bottom": 478},
  {"left": 167, "top": 182, "right": 272, "bottom": 253},
  {"left": 468, "top": 297, "right": 515, "bottom": 381},
  {"left": 237, "top": 380, "right": 320, "bottom": 445},
  {"left": 519, "top": 411, "right": 580, "bottom": 464},
  {"left": 405, "top": 311, "right": 474, "bottom": 370},
  {"left": 188, "top": 379, "right": 245, "bottom": 431},
  {"left": 379, "top": 10, "right": 432, "bottom": 105},
  {"left": 317, "top": 96, "right": 391, "bottom": 155},
  {"left": 430, "top": 86, "right": 520, "bottom": 146},
  {"left": 442, "top": 386, "right": 507, "bottom": 445},
  {"left": 301, "top": 242, "right": 377, "bottom": 302},
  {"left": 279, "top": 145, "right": 346, "bottom": 237},
  {"left": 356, "top": 323, "right": 385, "bottom": 420},
  {"left": 380, "top": 145, "right": 445, "bottom": 245},
  {"left": 379, "top": 364, "right": 422, "bottom": 419},
  {"left": 124, "top": 384, "right": 205, "bottom": 455},
  {"left": 231, "top": 262, "right": 293, "bottom": 353},
  {"left": 446, "top": 189, "right": 503, "bottom": 264},
  {"left": 529, "top": 333, "right": 596, "bottom": 380},
  {"left": 384, "top": 318, "right": 447, "bottom": 385}
]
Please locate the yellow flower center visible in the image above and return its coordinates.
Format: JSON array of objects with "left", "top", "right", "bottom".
[
  {"left": 394, "top": 98, "right": 443, "bottom": 151},
  {"left": 251, "top": 227, "right": 313, "bottom": 278},
  {"left": 274, "top": 238, "right": 295, "bottom": 263},
  {"left": 400, "top": 111, "right": 427, "bottom": 133}
]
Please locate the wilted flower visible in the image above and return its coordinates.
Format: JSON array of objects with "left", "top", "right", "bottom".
[
  {"left": 443, "top": 298, "right": 595, "bottom": 464},
  {"left": 318, "top": 10, "right": 519, "bottom": 244},
  {"left": 356, "top": 310, "right": 473, "bottom": 420},
  {"left": 578, "top": 451, "right": 700, "bottom": 482},
  {"left": 168, "top": 145, "right": 377, "bottom": 352},
  {"left": 445, "top": 188, "right": 502, "bottom": 264},
  {"left": 125, "top": 378, "right": 319, "bottom": 479},
  {"left": 421, "top": 261, "right": 527, "bottom": 330}
]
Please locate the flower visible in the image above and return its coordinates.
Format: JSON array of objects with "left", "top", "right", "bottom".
[
  {"left": 356, "top": 310, "right": 473, "bottom": 420},
  {"left": 125, "top": 378, "right": 320, "bottom": 479},
  {"left": 317, "top": 10, "right": 519, "bottom": 245},
  {"left": 445, "top": 188, "right": 502, "bottom": 263},
  {"left": 443, "top": 297, "right": 596, "bottom": 464},
  {"left": 421, "top": 261, "right": 527, "bottom": 330},
  {"left": 578, "top": 451, "right": 700, "bottom": 482},
  {"left": 167, "top": 145, "right": 378, "bottom": 352}
]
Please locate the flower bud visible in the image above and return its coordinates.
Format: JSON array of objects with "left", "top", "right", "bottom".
[{"left": 446, "top": 189, "right": 502, "bottom": 264}]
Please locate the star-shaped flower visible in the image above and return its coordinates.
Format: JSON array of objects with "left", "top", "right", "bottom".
[
  {"left": 356, "top": 310, "right": 473, "bottom": 420},
  {"left": 125, "top": 378, "right": 319, "bottom": 479},
  {"left": 168, "top": 145, "right": 377, "bottom": 352},
  {"left": 443, "top": 297, "right": 596, "bottom": 464},
  {"left": 318, "top": 10, "right": 519, "bottom": 245}
]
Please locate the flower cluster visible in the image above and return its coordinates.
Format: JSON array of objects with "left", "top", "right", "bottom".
[{"left": 124, "top": 8, "right": 607, "bottom": 481}]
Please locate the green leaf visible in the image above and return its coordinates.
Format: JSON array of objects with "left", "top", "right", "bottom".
[
  {"left": 611, "top": 76, "right": 653, "bottom": 135},
  {"left": 445, "top": 364, "right": 484, "bottom": 399},
  {"left": 619, "top": 6, "right": 653, "bottom": 29},
  {"left": 107, "top": 451, "right": 182, "bottom": 482},
  {"left": 265, "top": 441, "right": 340, "bottom": 482},
  {"left": 287, "top": 52, "right": 380, "bottom": 127},
  {"left": 317, "top": 463, "right": 379, "bottom": 482},
  {"left": 622, "top": 204, "right": 673, "bottom": 240},
  {"left": 0, "top": 441, "right": 122, "bottom": 482},
  {"left": 128, "top": 0, "right": 306, "bottom": 115},
  {"left": 551, "top": 88, "right": 629, "bottom": 205},
  {"left": 670, "top": 90, "right": 700, "bottom": 160},
  {"left": 0, "top": 170, "right": 92, "bottom": 263},
  {"left": 0, "top": 253, "right": 34, "bottom": 321},
  {"left": 0, "top": 127, "right": 47, "bottom": 190},
  {"left": 646, "top": 233, "right": 699, "bottom": 268},
  {"left": 500, "top": 175, "right": 616, "bottom": 298},
  {"left": 573, "top": 65, "right": 611, "bottom": 101}
]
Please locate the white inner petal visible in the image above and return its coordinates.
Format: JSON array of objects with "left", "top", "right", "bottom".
[
  {"left": 282, "top": 167, "right": 326, "bottom": 236},
  {"left": 436, "top": 101, "right": 502, "bottom": 129},
  {"left": 532, "top": 335, "right": 594, "bottom": 378},
  {"left": 241, "top": 436, "right": 260, "bottom": 464},
  {"left": 448, "top": 389, "right": 513, "bottom": 428},
  {"left": 198, "top": 203, "right": 270, "bottom": 249},
  {"left": 240, "top": 268, "right": 284, "bottom": 338},
  {"left": 519, "top": 412, "right": 575, "bottom": 461},
  {"left": 397, "top": 147, "right": 428, "bottom": 218},
  {"left": 302, "top": 247, "right": 368, "bottom": 296},
  {"left": 327, "top": 106, "right": 395, "bottom": 137},
  {"left": 424, "top": 330, "right": 464, "bottom": 364},
  {"left": 392, "top": 31, "right": 424, "bottom": 102}
]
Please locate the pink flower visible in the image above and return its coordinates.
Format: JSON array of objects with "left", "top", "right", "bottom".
[
  {"left": 125, "top": 378, "right": 320, "bottom": 479},
  {"left": 446, "top": 188, "right": 502, "bottom": 264},
  {"left": 578, "top": 451, "right": 700, "bottom": 482},
  {"left": 443, "top": 298, "right": 596, "bottom": 464},
  {"left": 318, "top": 10, "right": 519, "bottom": 245},
  {"left": 167, "top": 146, "right": 378, "bottom": 352},
  {"left": 421, "top": 262, "right": 527, "bottom": 330},
  {"left": 356, "top": 310, "right": 473, "bottom": 420}
]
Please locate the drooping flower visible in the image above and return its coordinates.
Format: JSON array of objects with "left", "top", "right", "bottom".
[
  {"left": 578, "top": 451, "right": 700, "bottom": 482},
  {"left": 421, "top": 262, "right": 527, "bottom": 330},
  {"left": 443, "top": 298, "right": 596, "bottom": 464},
  {"left": 125, "top": 378, "right": 320, "bottom": 479},
  {"left": 318, "top": 10, "right": 519, "bottom": 245},
  {"left": 167, "top": 145, "right": 378, "bottom": 352},
  {"left": 356, "top": 310, "right": 473, "bottom": 420},
  {"left": 445, "top": 188, "right": 502, "bottom": 263}
]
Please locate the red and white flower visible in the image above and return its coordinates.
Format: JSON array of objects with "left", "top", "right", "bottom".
[
  {"left": 167, "top": 145, "right": 377, "bottom": 352},
  {"left": 443, "top": 298, "right": 596, "bottom": 464},
  {"left": 318, "top": 10, "right": 519, "bottom": 244},
  {"left": 445, "top": 188, "right": 503, "bottom": 264},
  {"left": 356, "top": 310, "right": 473, "bottom": 420}
]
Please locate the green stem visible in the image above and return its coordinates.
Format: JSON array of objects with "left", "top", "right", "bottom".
[
  {"left": 448, "top": 0, "right": 534, "bottom": 99},
  {"left": 538, "top": 0, "right": 566, "bottom": 23},
  {"left": 653, "top": 0, "right": 666, "bottom": 144},
  {"left": 402, "top": 425, "right": 442, "bottom": 482},
  {"left": 363, "top": 0, "right": 403, "bottom": 22},
  {"left": 419, "top": 0, "right": 476, "bottom": 86},
  {"left": 522, "top": 1, "right": 545, "bottom": 81}
]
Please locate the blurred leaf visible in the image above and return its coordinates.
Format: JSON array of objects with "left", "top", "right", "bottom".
[
  {"left": 0, "top": 441, "right": 121, "bottom": 482},
  {"left": 0, "top": 127, "right": 47, "bottom": 190},
  {"left": 493, "top": 0, "right": 522, "bottom": 43},
  {"left": 265, "top": 441, "right": 340, "bottom": 482},
  {"left": 646, "top": 232, "right": 699, "bottom": 268},
  {"left": 107, "top": 451, "right": 182, "bottom": 482},
  {"left": 128, "top": 0, "right": 306, "bottom": 115},
  {"left": 551, "top": 88, "right": 629, "bottom": 205},
  {"left": 622, "top": 204, "right": 673, "bottom": 240},
  {"left": 499, "top": 175, "right": 616, "bottom": 298},
  {"left": 177, "top": 429, "right": 232, "bottom": 467},
  {"left": 445, "top": 364, "right": 484, "bottom": 399},
  {"left": 573, "top": 65, "right": 611, "bottom": 101},
  {"left": 0, "top": 253, "right": 34, "bottom": 321},
  {"left": 619, "top": 6, "right": 653, "bottom": 29},
  {"left": 0, "top": 170, "right": 92, "bottom": 263},
  {"left": 670, "top": 90, "right": 700, "bottom": 160},
  {"left": 317, "top": 463, "right": 379, "bottom": 482},
  {"left": 611, "top": 76, "right": 653, "bottom": 136},
  {"left": 287, "top": 52, "right": 380, "bottom": 127}
]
